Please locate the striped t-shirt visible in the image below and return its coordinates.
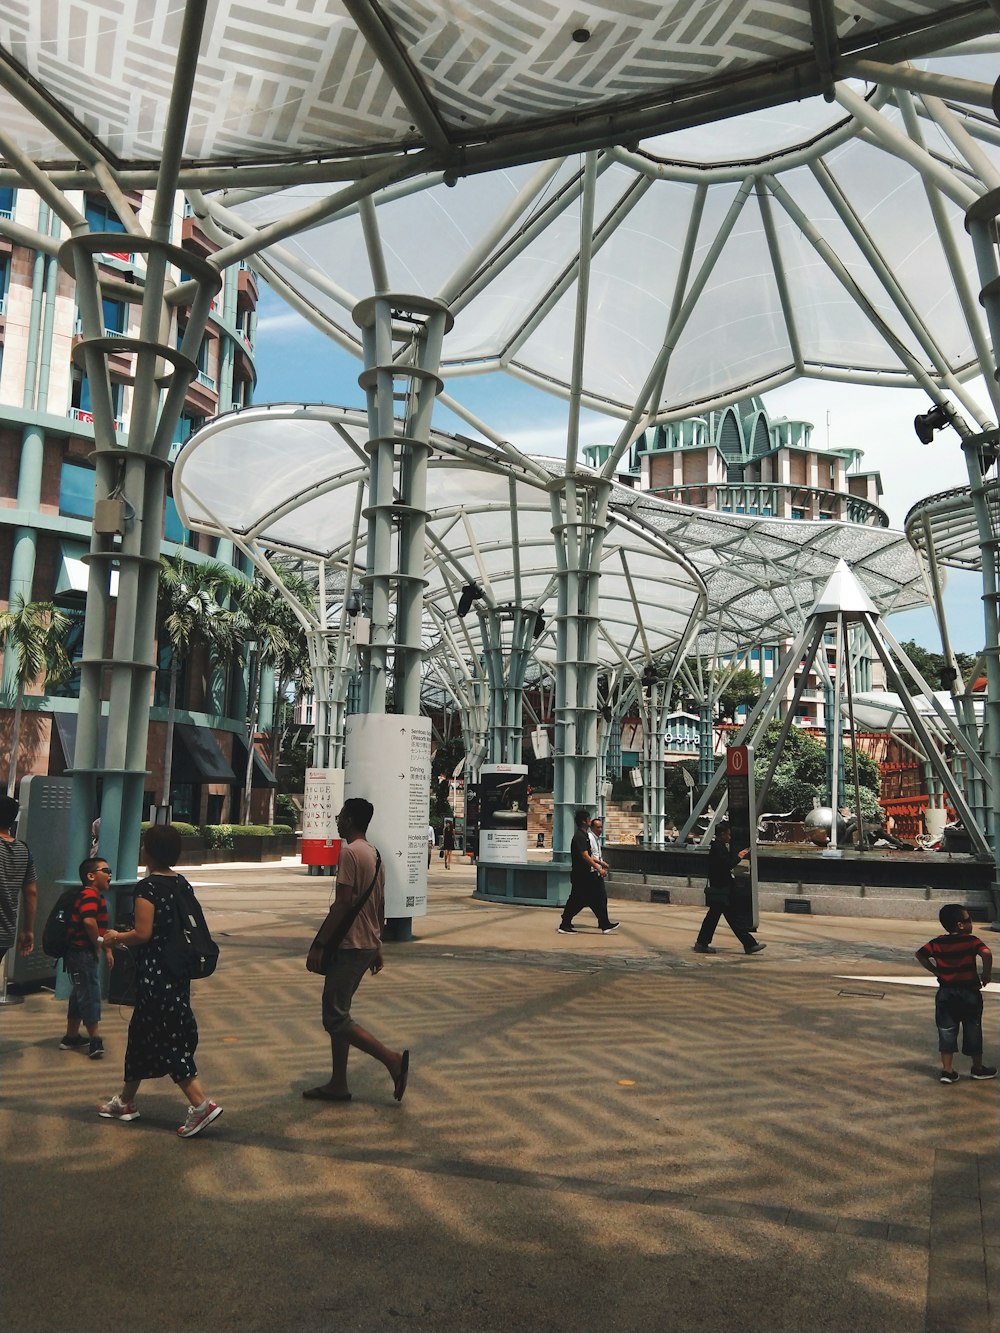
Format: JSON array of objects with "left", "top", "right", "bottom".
[
  {"left": 916, "top": 933, "right": 990, "bottom": 987},
  {"left": 66, "top": 886, "right": 109, "bottom": 952}
]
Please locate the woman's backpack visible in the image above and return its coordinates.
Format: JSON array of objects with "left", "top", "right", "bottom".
[{"left": 162, "top": 877, "right": 219, "bottom": 980}]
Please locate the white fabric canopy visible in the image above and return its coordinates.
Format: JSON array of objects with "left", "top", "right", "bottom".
[
  {"left": 174, "top": 404, "right": 926, "bottom": 664},
  {"left": 0, "top": 3, "right": 984, "bottom": 169}
]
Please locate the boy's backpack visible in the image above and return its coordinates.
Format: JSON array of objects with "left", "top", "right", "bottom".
[
  {"left": 42, "top": 888, "right": 82, "bottom": 960},
  {"left": 162, "top": 876, "right": 219, "bottom": 980}
]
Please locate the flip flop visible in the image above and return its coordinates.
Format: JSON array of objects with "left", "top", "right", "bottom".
[
  {"left": 302, "top": 1086, "right": 352, "bottom": 1102},
  {"left": 393, "top": 1049, "right": 410, "bottom": 1103}
]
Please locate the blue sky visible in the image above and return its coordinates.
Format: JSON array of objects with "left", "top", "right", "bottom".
[{"left": 253, "top": 287, "right": 987, "bottom": 656}]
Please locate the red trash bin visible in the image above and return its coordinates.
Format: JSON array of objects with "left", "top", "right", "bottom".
[{"left": 301, "top": 837, "right": 342, "bottom": 868}]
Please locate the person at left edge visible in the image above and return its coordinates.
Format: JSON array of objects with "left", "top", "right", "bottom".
[{"left": 0, "top": 794, "right": 36, "bottom": 965}]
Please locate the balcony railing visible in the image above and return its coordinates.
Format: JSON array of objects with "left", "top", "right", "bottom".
[
  {"left": 649, "top": 481, "right": 888, "bottom": 528},
  {"left": 73, "top": 319, "right": 129, "bottom": 338},
  {"left": 196, "top": 370, "right": 216, "bottom": 391}
]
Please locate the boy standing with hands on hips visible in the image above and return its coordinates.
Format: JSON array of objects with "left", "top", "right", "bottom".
[{"left": 916, "top": 903, "right": 996, "bottom": 1083}]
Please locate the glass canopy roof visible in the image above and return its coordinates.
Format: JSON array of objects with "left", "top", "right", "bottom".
[
  {"left": 0, "top": 4, "right": 994, "bottom": 423},
  {"left": 905, "top": 480, "right": 1000, "bottom": 571},
  {"left": 221, "top": 51, "right": 1000, "bottom": 422},
  {"left": 173, "top": 405, "right": 709, "bottom": 667},
  {"left": 174, "top": 405, "right": 925, "bottom": 665}
]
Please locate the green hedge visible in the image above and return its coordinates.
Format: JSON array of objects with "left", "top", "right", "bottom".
[
  {"left": 140, "top": 821, "right": 295, "bottom": 849},
  {"left": 201, "top": 824, "right": 274, "bottom": 849}
]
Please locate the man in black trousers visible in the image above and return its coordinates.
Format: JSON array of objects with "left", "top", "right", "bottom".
[
  {"left": 693, "top": 820, "right": 766, "bottom": 955},
  {"left": 557, "top": 809, "right": 619, "bottom": 934}
]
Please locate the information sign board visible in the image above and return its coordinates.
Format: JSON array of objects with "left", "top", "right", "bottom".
[
  {"left": 478, "top": 764, "right": 529, "bottom": 863},
  {"left": 344, "top": 714, "right": 431, "bottom": 918}
]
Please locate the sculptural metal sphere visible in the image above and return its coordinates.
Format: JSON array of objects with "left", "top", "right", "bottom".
[{"left": 803, "top": 806, "right": 837, "bottom": 832}]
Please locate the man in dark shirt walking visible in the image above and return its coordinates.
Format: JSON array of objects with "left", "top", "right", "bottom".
[
  {"left": 558, "top": 809, "right": 618, "bottom": 934},
  {"left": 693, "top": 820, "right": 765, "bottom": 955},
  {"left": 916, "top": 903, "right": 995, "bottom": 1083}
]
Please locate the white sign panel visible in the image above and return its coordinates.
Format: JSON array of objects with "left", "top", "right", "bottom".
[
  {"left": 344, "top": 713, "right": 431, "bottom": 918},
  {"left": 302, "top": 768, "right": 344, "bottom": 840}
]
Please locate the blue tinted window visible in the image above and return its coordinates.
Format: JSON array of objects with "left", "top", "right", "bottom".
[
  {"left": 85, "top": 198, "right": 125, "bottom": 233},
  {"left": 164, "top": 495, "right": 189, "bottom": 544},
  {"left": 48, "top": 611, "right": 85, "bottom": 698},
  {"left": 102, "top": 297, "right": 126, "bottom": 333},
  {"left": 0, "top": 187, "right": 14, "bottom": 217},
  {"left": 59, "top": 462, "right": 95, "bottom": 518}
]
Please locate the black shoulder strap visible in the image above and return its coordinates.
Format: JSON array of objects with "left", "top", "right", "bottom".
[{"left": 339, "top": 850, "right": 382, "bottom": 937}]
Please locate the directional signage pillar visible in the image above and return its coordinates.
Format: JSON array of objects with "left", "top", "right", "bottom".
[{"left": 726, "top": 744, "right": 759, "bottom": 930}]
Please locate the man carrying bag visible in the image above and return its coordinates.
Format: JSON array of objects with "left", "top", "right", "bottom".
[
  {"left": 303, "top": 798, "right": 409, "bottom": 1104},
  {"left": 692, "top": 820, "right": 767, "bottom": 956}
]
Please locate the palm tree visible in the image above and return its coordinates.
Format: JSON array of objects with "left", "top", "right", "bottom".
[
  {"left": 156, "top": 558, "right": 245, "bottom": 812},
  {"left": 0, "top": 597, "right": 73, "bottom": 796},
  {"left": 232, "top": 570, "right": 312, "bottom": 823}
]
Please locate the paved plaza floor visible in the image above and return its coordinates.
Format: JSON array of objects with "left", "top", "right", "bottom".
[{"left": 2, "top": 858, "right": 997, "bottom": 1333}]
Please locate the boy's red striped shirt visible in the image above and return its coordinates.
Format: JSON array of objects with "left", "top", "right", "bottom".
[
  {"left": 66, "top": 886, "right": 109, "bottom": 951},
  {"left": 916, "top": 933, "right": 989, "bottom": 987}
]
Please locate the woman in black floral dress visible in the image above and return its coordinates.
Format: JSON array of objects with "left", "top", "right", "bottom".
[{"left": 98, "top": 823, "right": 224, "bottom": 1138}]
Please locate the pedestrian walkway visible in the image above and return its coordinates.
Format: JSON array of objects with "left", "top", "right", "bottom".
[{"left": 2, "top": 858, "right": 997, "bottom": 1333}]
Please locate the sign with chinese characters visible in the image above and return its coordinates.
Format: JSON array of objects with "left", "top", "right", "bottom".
[
  {"left": 344, "top": 714, "right": 431, "bottom": 918},
  {"left": 478, "top": 764, "right": 529, "bottom": 864},
  {"left": 301, "top": 768, "right": 344, "bottom": 866}
]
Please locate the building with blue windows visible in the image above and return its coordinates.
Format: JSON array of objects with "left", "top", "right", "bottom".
[{"left": 0, "top": 190, "right": 266, "bottom": 824}]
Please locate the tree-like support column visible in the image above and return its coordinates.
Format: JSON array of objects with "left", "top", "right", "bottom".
[
  {"left": 549, "top": 477, "right": 610, "bottom": 861},
  {"left": 638, "top": 675, "right": 668, "bottom": 846},
  {"left": 352, "top": 293, "right": 451, "bottom": 936},
  {"left": 956, "top": 190, "right": 1000, "bottom": 922},
  {"left": 353, "top": 294, "right": 452, "bottom": 716},
  {"left": 64, "top": 233, "right": 220, "bottom": 883},
  {"left": 479, "top": 605, "right": 540, "bottom": 764}
]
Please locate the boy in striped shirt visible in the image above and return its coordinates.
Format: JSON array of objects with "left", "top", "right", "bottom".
[
  {"left": 916, "top": 903, "right": 995, "bottom": 1084},
  {"left": 59, "top": 857, "right": 114, "bottom": 1060}
]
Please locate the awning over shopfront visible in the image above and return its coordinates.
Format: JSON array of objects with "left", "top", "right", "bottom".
[
  {"left": 231, "top": 735, "right": 278, "bottom": 789},
  {"left": 173, "top": 724, "right": 237, "bottom": 785},
  {"left": 50, "top": 710, "right": 109, "bottom": 770},
  {"left": 54, "top": 542, "right": 118, "bottom": 598}
]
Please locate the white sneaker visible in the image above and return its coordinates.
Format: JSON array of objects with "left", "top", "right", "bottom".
[
  {"left": 177, "top": 1100, "right": 223, "bottom": 1138},
  {"left": 98, "top": 1094, "right": 140, "bottom": 1122}
]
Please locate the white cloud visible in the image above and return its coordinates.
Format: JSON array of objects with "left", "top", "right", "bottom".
[{"left": 255, "top": 309, "right": 325, "bottom": 336}]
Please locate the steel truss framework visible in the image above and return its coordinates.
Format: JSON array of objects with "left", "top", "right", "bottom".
[
  {"left": 174, "top": 404, "right": 926, "bottom": 852},
  {"left": 0, "top": 2, "right": 996, "bottom": 885}
]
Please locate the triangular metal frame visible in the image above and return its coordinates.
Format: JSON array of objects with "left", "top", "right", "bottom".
[{"left": 679, "top": 561, "right": 991, "bottom": 857}]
